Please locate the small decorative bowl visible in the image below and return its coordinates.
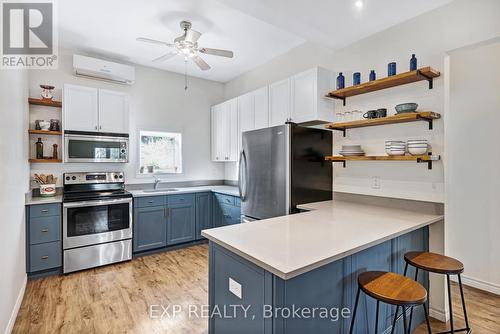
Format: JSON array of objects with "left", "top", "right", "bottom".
[{"left": 395, "top": 103, "right": 418, "bottom": 113}]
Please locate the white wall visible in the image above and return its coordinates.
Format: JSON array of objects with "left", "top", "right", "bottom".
[
  {"left": 29, "top": 51, "right": 226, "bottom": 186},
  {"left": 223, "top": 0, "right": 500, "bottom": 203},
  {"left": 446, "top": 39, "right": 500, "bottom": 294},
  {"left": 0, "top": 70, "right": 29, "bottom": 333}
]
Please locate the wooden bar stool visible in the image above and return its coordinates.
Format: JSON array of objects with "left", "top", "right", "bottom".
[
  {"left": 349, "top": 271, "right": 432, "bottom": 334},
  {"left": 403, "top": 251, "right": 471, "bottom": 334}
]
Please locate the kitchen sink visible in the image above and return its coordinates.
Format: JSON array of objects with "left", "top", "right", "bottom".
[{"left": 142, "top": 188, "right": 179, "bottom": 193}]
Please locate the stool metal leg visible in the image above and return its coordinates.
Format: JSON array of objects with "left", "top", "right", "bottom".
[
  {"left": 375, "top": 300, "right": 380, "bottom": 334},
  {"left": 423, "top": 302, "right": 432, "bottom": 334},
  {"left": 447, "top": 274, "right": 455, "bottom": 333},
  {"left": 349, "top": 287, "right": 361, "bottom": 334},
  {"left": 408, "top": 268, "right": 419, "bottom": 331},
  {"left": 402, "top": 306, "right": 409, "bottom": 334},
  {"left": 390, "top": 306, "right": 399, "bottom": 334},
  {"left": 457, "top": 274, "right": 471, "bottom": 331}
]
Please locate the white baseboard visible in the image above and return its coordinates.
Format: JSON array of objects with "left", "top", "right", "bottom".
[
  {"left": 4, "top": 275, "right": 27, "bottom": 334},
  {"left": 429, "top": 306, "right": 449, "bottom": 322},
  {"left": 451, "top": 274, "right": 500, "bottom": 296}
]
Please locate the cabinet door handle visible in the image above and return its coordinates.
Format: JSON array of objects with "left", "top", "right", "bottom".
[
  {"left": 41, "top": 209, "right": 49, "bottom": 213},
  {"left": 148, "top": 200, "right": 154, "bottom": 204},
  {"left": 41, "top": 255, "right": 49, "bottom": 260},
  {"left": 99, "top": 125, "right": 102, "bottom": 130},
  {"left": 41, "top": 229, "right": 49, "bottom": 233},
  {"left": 95, "top": 125, "right": 98, "bottom": 130}
]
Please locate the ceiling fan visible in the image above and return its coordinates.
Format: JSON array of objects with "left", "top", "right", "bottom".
[{"left": 137, "top": 20, "right": 234, "bottom": 71}]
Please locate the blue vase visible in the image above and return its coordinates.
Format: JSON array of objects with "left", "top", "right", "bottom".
[
  {"left": 337, "top": 72, "right": 345, "bottom": 89},
  {"left": 388, "top": 62, "right": 397, "bottom": 76},
  {"left": 410, "top": 54, "right": 417, "bottom": 71},
  {"left": 369, "top": 70, "right": 376, "bottom": 81},
  {"left": 353, "top": 72, "right": 361, "bottom": 85}
]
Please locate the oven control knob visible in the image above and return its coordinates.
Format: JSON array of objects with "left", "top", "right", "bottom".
[
  {"left": 114, "top": 174, "right": 118, "bottom": 179},
  {"left": 72, "top": 176, "right": 76, "bottom": 180},
  {"left": 65, "top": 176, "right": 70, "bottom": 181},
  {"left": 120, "top": 149, "right": 126, "bottom": 154},
  {"left": 119, "top": 175, "right": 123, "bottom": 179}
]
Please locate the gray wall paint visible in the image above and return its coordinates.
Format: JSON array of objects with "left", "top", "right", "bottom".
[
  {"left": 29, "top": 50, "right": 226, "bottom": 186},
  {"left": 0, "top": 70, "right": 29, "bottom": 333}
]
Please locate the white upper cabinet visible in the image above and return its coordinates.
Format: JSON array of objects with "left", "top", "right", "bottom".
[
  {"left": 98, "top": 89, "right": 129, "bottom": 133},
  {"left": 291, "top": 67, "right": 335, "bottom": 124},
  {"left": 253, "top": 87, "right": 269, "bottom": 130},
  {"left": 63, "top": 84, "right": 129, "bottom": 134},
  {"left": 269, "top": 78, "right": 291, "bottom": 127},
  {"left": 211, "top": 98, "right": 238, "bottom": 162},
  {"left": 63, "top": 84, "right": 99, "bottom": 131},
  {"left": 238, "top": 92, "right": 255, "bottom": 150}
]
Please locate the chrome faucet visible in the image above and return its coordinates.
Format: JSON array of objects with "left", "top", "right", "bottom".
[{"left": 153, "top": 176, "right": 161, "bottom": 190}]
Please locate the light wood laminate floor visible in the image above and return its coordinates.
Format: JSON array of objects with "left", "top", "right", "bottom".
[{"left": 13, "top": 244, "right": 500, "bottom": 333}]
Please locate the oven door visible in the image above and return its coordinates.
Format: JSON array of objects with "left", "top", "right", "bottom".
[
  {"left": 63, "top": 197, "right": 132, "bottom": 249},
  {"left": 64, "top": 133, "right": 128, "bottom": 163}
]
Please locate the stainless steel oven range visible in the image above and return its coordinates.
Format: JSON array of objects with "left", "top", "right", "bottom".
[{"left": 62, "top": 172, "right": 132, "bottom": 273}]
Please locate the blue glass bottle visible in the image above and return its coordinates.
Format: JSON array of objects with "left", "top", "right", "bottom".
[
  {"left": 337, "top": 72, "right": 345, "bottom": 89},
  {"left": 369, "top": 70, "right": 376, "bottom": 81},
  {"left": 353, "top": 72, "right": 361, "bottom": 85},
  {"left": 410, "top": 54, "right": 417, "bottom": 71},
  {"left": 388, "top": 62, "right": 397, "bottom": 76}
]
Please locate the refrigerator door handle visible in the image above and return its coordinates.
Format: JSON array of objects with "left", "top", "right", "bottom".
[{"left": 238, "top": 150, "right": 247, "bottom": 201}]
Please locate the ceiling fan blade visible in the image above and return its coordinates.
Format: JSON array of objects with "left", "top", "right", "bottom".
[
  {"left": 199, "top": 47, "right": 234, "bottom": 58},
  {"left": 192, "top": 55, "right": 211, "bottom": 71},
  {"left": 184, "top": 29, "right": 202, "bottom": 43},
  {"left": 136, "top": 37, "right": 174, "bottom": 47},
  {"left": 152, "top": 52, "right": 177, "bottom": 62}
]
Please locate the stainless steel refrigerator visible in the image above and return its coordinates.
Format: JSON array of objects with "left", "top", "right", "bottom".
[{"left": 238, "top": 123, "right": 332, "bottom": 222}]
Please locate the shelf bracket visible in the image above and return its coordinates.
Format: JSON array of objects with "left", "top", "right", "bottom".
[
  {"left": 342, "top": 161, "right": 346, "bottom": 168},
  {"left": 417, "top": 70, "right": 434, "bottom": 89},
  {"left": 416, "top": 115, "right": 434, "bottom": 130}
]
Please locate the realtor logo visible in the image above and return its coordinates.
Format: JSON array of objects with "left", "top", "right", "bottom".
[{"left": 1, "top": 0, "right": 58, "bottom": 69}]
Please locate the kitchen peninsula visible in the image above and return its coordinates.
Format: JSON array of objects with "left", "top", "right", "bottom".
[{"left": 202, "top": 199, "right": 444, "bottom": 334}]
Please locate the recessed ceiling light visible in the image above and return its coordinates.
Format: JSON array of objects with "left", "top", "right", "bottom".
[{"left": 355, "top": 0, "right": 364, "bottom": 9}]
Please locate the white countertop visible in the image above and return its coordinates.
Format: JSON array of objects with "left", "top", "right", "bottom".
[
  {"left": 128, "top": 185, "right": 239, "bottom": 197},
  {"left": 202, "top": 200, "right": 443, "bottom": 280},
  {"left": 25, "top": 193, "right": 63, "bottom": 205}
]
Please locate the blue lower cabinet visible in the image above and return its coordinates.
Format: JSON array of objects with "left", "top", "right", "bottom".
[
  {"left": 167, "top": 194, "right": 196, "bottom": 245},
  {"left": 29, "top": 241, "right": 61, "bottom": 272},
  {"left": 196, "top": 192, "right": 212, "bottom": 239},
  {"left": 133, "top": 205, "right": 167, "bottom": 252},
  {"left": 213, "top": 193, "right": 241, "bottom": 227}
]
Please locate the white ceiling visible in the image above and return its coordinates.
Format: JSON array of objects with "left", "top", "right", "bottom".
[{"left": 58, "top": 0, "right": 452, "bottom": 83}]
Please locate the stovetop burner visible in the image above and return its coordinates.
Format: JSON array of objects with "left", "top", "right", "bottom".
[{"left": 62, "top": 172, "right": 131, "bottom": 203}]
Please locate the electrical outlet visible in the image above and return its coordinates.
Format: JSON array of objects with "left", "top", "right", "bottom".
[{"left": 371, "top": 176, "right": 381, "bottom": 189}]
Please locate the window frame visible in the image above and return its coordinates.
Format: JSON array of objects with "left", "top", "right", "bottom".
[{"left": 137, "top": 130, "right": 183, "bottom": 176}]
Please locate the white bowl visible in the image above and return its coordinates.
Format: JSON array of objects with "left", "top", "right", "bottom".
[
  {"left": 408, "top": 147, "right": 428, "bottom": 156},
  {"left": 387, "top": 150, "right": 406, "bottom": 156}
]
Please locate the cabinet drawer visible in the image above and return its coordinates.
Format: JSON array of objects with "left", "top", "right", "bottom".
[
  {"left": 29, "top": 203, "right": 61, "bottom": 218},
  {"left": 214, "top": 193, "right": 235, "bottom": 206},
  {"left": 29, "top": 241, "right": 61, "bottom": 272},
  {"left": 135, "top": 196, "right": 166, "bottom": 208},
  {"left": 29, "top": 216, "right": 61, "bottom": 245},
  {"left": 168, "top": 194, "right": 194, "bottom": 206}
]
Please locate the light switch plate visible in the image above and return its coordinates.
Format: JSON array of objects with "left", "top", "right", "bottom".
[{"left": 228, "top": 277, "right": 242, "bottom": 299}]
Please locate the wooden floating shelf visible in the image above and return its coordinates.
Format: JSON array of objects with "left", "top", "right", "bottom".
[
  {"left": 28, "top": 130, "right": 62, "bottom": 136},
  {"left": 326, "top": 154, "right": 441, "bottom": 170},
  {"left": 326, "top": 112, "right": 441, "bottom": 136},
  {"left": 326, "top": 67, "right": 440, "bottom": 105},
  {"left": 29, "top": 159, "right": 62, "bottom": 163},
  {"left": 28, "top": 98, "right": 62, "bottom": 108}
]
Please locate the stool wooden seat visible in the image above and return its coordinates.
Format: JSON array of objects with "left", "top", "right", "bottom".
[
  {"left": 403, "top": 252, "right": 471, "bottom": 334},
  {"left": 404, "top": 251, "right": 464, "bottom": 275},
  {"left": 359, "top": 271, "right": 427, "bottom": 306},
  {"left": 350, "top": 271, "right": 432, "bottom": 334}
]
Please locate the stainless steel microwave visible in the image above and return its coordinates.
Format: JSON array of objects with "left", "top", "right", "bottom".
[{"left": 64, "top": 131, "right": 129, "bottom": 163}]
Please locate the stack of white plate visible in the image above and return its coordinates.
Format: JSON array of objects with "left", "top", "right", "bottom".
[
  {"left": 385, "top": 141, "right": 406, "bottom": 156},
  {"left": 407, "top": 140, "right": 428, "bottom": 156},
  {"left": 339, "top": 145, "right": 365, "bottom": 156}
]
